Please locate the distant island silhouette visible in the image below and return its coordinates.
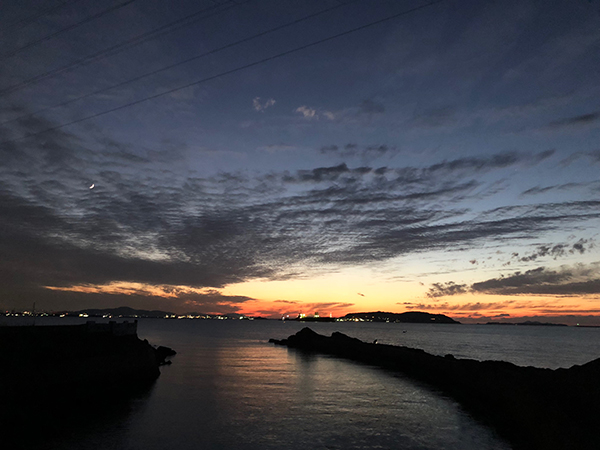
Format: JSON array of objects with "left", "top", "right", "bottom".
[
  {"left": 342, "top": 311, "right": 460, "bottom": 324},
  {"left": 485, "top": 320, "right": 568, "bottom": 327},
  {"left": 283, "top": 311, "right": 460, "bottom": 323},
  {"left": 271, "top": 327, "right": 600, "bottom": 450}
]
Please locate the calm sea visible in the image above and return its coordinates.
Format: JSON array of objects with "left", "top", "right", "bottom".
[{"left": 5, "top": 317, "right": 600, "bottom": 450}]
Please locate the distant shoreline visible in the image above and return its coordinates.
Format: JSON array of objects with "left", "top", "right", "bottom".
[
  {"left": 483, "top": 321, "right": 568, "bottom": 327},
  {"left": 3, "top": 307, "right": 599, "bottom": 327}
]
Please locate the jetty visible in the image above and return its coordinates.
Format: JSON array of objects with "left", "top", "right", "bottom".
[
  {"left": 1, "top": 320, "right": 175, "bottom": 395},
  {"left": 270, "top": 327, "right": 600, "bottom": 450},
  {"left": 0, "top": 321, "right": 175, "bottom": 447}
]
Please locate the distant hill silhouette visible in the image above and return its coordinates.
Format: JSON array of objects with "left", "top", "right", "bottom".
[{"left": 344, "top": 311, "right": 460, "bottom": 324}]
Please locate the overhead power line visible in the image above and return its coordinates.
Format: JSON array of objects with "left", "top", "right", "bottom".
[
  {"left": 0, "top": 0, "right": 248, "bottom": 96},
  {"left": 0, "top": 0, "right": 140, "bottom": 60},
  {"left": 0, "top": 0, "right": 448, "bottom": 147},
  {"left": 1, "top": 0, "right": 361, "bottom": 127},
  {"left": 3, "top": 0, "right": 85, "bottom": 29}
]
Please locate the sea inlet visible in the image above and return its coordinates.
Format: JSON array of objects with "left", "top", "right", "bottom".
[{"left": 3, "top": 317, "right": 600, "bottom": 450}]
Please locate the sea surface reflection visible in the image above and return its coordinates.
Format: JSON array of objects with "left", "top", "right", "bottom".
[
  {"left": 9, "top": 318, "right": 519, "bottom": 450},
  {"left": 8, "top": 317, "right": 600, "bottom": 449}
]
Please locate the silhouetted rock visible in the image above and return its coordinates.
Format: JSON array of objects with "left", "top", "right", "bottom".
[
  {"left": 271, "top": 328, "right": 600, "bottom": 450},
  {"left": 0, "top": 321, "right": 175, "bottom": 448},
  {"left": 0, "top": 321, "right": 175, "bottom": 396},
  {"left": 155, "top": 345, "right": 177, "bottom": 365}
]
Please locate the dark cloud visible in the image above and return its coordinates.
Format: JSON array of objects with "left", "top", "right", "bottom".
[
  {"left": 472, "top": 268, "right": 600, "bottom": 295},
  {"left": 365, "top": 144, "right": 391, "bottom": 155},
  {"left": 429, "top": 265, "right": 600, "bottom": 298},
  {"left": 178, "top": 290, "right": 256, "bottom": 314},
  {"left": 427, "top": 282, "right": 469, "bottom": 298},
  {"left": 1, "top": 283, "right": 255, "bottom": 316},
  {"left": 475, "top": 200, "right": 600, "bottom": 224},
  {"left": 548, "top": 111, "right": 600, "bottom": 129},
  {"left": 531, "top": 149, "right": 557, "bottom": 163},
  {"left": 319, "top": 143, "right": 398, "bottom": 159},
  {"left": 513, "top": 239, "right": 593, "bottom": 262},
  {"left": 411, "top": 106, "right": 456, "bottom": 128},
  {"left": 405, "top": 301, "right": 517, "bottom": 311},
  {"left": 471, "top": 267, "right": 570, "bottom": 292},
  {"left": 319, "top": 144, "right": 339, "bottom": 154},
  {"left": 291, "top": 163, "right": 351, "bottom": 183},
  {"left": 358, "top": 99, "right": 385, "bottom": 115},
  {"left": 425, "top": 152, "right": 520, "bottom": 173},
  {"left": 521, "top": 182, "right": 582, "bottom": 196},
  {"left": 316, "top": 150, "right": 551, "bottom": 181},
  {"left": 560, "top": 150, "right": 600, "bottom": 167},
  {"left": 517, "top": 245, "right": 567, "bottom": 262}
]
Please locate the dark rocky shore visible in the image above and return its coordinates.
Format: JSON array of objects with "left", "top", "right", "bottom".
[
  {"left": 0, "top": 321, "right": 175, "bottom": 448},
  {"left": 271, "top": 327, "right": 600, "bottom": 450}
]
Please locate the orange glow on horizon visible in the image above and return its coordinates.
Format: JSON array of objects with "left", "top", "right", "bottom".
[{"left": 43, "top": 279, "right": 600, "bottom": 324}]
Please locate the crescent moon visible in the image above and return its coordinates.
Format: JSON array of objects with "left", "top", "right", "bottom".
[{"left": 89, "top": 184, "right": 95, "bottom": 189}]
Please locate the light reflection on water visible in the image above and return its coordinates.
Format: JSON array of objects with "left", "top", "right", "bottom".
[
  {"left": 31, "top": 318, "right": 510, "bottom": 450},
  {"left": 8, "top": 317, "right": 600, "bottom": 449}
]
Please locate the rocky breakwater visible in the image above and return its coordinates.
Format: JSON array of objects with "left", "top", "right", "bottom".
[
  {"left": 0, "top": 321, "right": 175, "bottom": 444},
  {"left": 270, "top": 327, "right": 600, "bottom": 450}
]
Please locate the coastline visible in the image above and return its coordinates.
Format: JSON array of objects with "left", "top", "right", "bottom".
[{"left": 271, "top": 327, "right": 600, "bottom": 450}]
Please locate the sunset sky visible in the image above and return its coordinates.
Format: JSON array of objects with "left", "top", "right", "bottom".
[{"left": 1, "top": 0, "right": 599, "bottom": 324}]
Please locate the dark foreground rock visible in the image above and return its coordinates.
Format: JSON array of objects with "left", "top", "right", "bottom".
[
  {"left": 0, "top": 321, "right": 175, "bottom": 448},
  {"left": 271, "top": 327, "right": 600, "bottom": 450}
]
